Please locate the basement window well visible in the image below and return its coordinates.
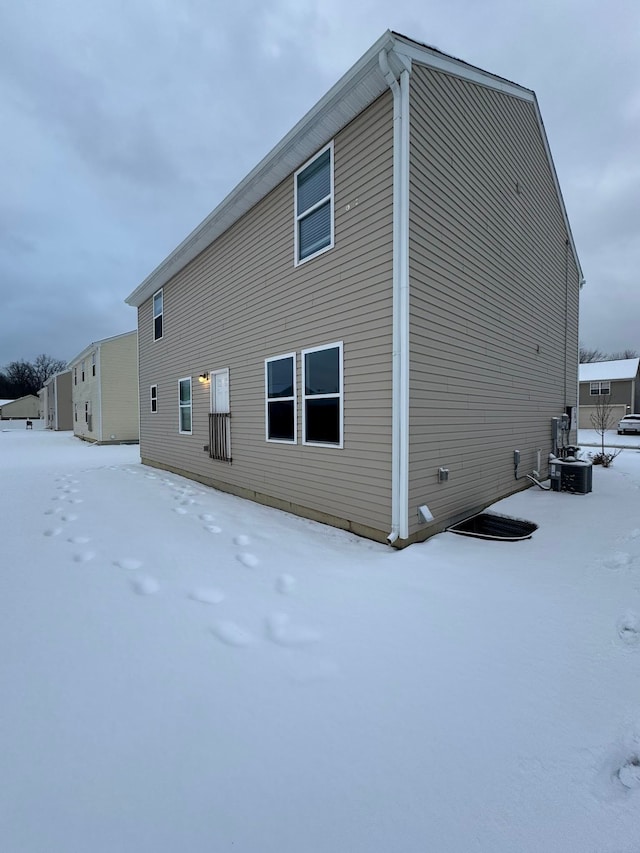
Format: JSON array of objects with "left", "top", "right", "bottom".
[{"left": 448, "top": 513, "right": 537, "bottom": 541}]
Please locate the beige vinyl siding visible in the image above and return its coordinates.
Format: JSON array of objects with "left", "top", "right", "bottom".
[
  {"left": 138, "top": 92, "right": 394, "bottom": 537},
  {"left": 407, "top": 65, "right": 580, "bottom": 536},
  {"left": 55, "top": 371, "right": 73, "bottom": 430},
  {"left": 70, "top": 351, "right": 100, "bottom": 441},
  {"left": 100, "top": 332, "right": 139, "bottom": 442},
  {"left": 0, "top": 395, "right": 40, "bottom": 419}
]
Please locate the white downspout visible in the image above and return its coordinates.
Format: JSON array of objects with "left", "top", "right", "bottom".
[
  {"left": 97, "top": 345, "right": 103, "bottom": 443},
  {"left": 54, "top": 377, "right": 59, "bottom": 430},
  {"left": 379, "top": 49, "right": 411, "bottom": 544}
]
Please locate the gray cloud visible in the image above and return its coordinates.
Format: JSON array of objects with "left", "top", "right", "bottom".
[{"left": 0, "top": 0, "right": 638, "bottom": 364}]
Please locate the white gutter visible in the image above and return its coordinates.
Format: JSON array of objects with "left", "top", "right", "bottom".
[{"left": 379, "top": 49, "right": 411, "bottom": 544}]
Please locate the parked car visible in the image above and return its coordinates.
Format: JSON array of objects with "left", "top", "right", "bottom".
[{"left": 617, "top": 414, "right": 640, "bottom": 435}]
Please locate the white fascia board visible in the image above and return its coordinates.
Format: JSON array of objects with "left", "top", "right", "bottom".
[
  {"left": 125, "top": 31, "right": 400, "bottom": 307},
  {"left": 126, "top": 29, "right": 582, "bottom": 306}
]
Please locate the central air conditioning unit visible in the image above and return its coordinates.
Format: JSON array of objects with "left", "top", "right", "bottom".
[{"left": 549, "top": 459, "right": 592, "bottom": 494}]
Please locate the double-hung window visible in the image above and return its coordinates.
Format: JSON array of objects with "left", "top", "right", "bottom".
[
  {"left": 265, "top": 354, "right": 296, "bottom": 442},
  {"left": 91, "top": 352, "right": 96, "bottom": 377},
  {"left": 153, "top": 289, "right": 163, "bottom": 341},
  {"left": 295, "top": 143, "right": 333, "bottom": 264},
  {"left": 302, "top": 342, "right": 343, "bottom": 447},
  {"left": 81, "top": 360, "right": 85, "bottom": 382},
  {"left": 150, "top": 385, "right": 158, "bottom": 413},
  {"left": 590, "top": 381, "right": 610, "bottom": 395},
  {"left": 178, "top": 377, "right": 192, "bottom": 434}
]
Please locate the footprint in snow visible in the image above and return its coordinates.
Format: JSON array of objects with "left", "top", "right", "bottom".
[
  {"left": 68, "top": 498, "right": 83, "bottom": 504},
  {"left": 199, "top": 513, "right": 215, "bottom": 522},
  {"left": 211, "top": 620, "right": 254, "bottom": 647},
  {"left": 236, "top": 553, "right": 259, "bottom": 568},
  {"left": 265, "top": 612, "right": 321, "bottom": 647},
  {"left": 114, "top": 558, "right": 143, "bottom": 571},
  {"left": 68, "top": 536, "right": 91, "bottom": 544},
  {"left": 173, "top": 507, "right": 188, "bottom": 515},
  {"left": 276, "top": 574, "right": 296, "bottom": 595},
  {"left": 629, "top": 528, "right": 640, "bottom": 540},
  {"left": 60, "top": 513, "right": 78, "bottom": 522},
  {"left": 43, "top": 528, "right": 62, "bottom": 537},
  {"left": 190, "top": 588, "right": 225, "bottom": 605},
  {"left": 204, "top": 524, "right": 222, "bottom": 534},
  {"left": 617, "top": 613, "right": 640, "bottom": 647},
  {"left": 44, "top": 508, "right": 62, "bottom": 516},
  {"left": 618, "top": 757, "right": 640, "bottom": 789},
  {"left": 604, "top": 552, "right": 632, "bottom": 570},
  {"left": 131, "top": 576, "right": 160, "bottom": 596},
  {"left": 72, "top": 551, "right": 96, "bottom": 563},
  {"left": 234, "top": 534, "right": 251, "bottom": 546}
]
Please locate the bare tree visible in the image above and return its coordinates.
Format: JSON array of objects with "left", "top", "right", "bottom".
[
  {"left": 579, "top": 346, "right": 606, "bottom": 363},
  {"left": 30, "top": 354, "right": 67, "bottom": 389},
  {"left": 1, "top": 354, "right": 67, "bottom": 397},
  {"left": 589, "top": 394, "right": 621, "bottom": 467},
  {"left": 610, "top": 349, "right": 639, "bottom": 360}
]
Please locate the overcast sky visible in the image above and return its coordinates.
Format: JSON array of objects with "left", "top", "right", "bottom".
[{"left": 1, "top": 0, "right": 638, "bottom": 367}]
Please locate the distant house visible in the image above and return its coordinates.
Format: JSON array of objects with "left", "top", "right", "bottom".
[
  {"left": 578, "top": 358, "right": 640, "bottom": 428},
  {"left": 68, "top": 331, "right": 139, "bottom": 444},
  {"left": 125, "top": 30, "right": 581, "bottom": 546},
  {"left": 41, "top": 369, "right": 73, "bottom": 430},
  {"left": 0, "top": 394, "right": 40, "bottom": 420}
]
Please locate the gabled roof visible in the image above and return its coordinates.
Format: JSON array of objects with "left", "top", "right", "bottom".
[
  {"left": 0, "top": 399, "right": 14, "bottom": 406},
  {"left": 67, "top": 330, "right": 137, "bottom": 369},
  {"left": 579, "top": 358, "right": 640, "bottom": 382},
  {"left": 125, "top": 30, "right": 582, "bottom": 308}
]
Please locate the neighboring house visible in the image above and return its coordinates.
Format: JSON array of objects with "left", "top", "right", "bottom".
[
  {"left": 0, "top": 394, "right": 40, "bottom": 420},
  {"left": 68, "top": 331, "right": 139, "bottom": 444},
  {"left": 125, "top": 30, "right": 582, "bottom": 547},
  {"left": 41, "top": 369, "right": 73, "bottom": 430},
  {"left": 578, "top": 358, "right": 640, "bottom": 429}
]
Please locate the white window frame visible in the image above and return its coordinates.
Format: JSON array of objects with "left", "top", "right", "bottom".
[
  {"left": 590, "top": 381, "right": 610, "bottom": 395},
  {"left": 150, "top": 384, "right": 158, "bottom": 414},
  {"left": 84, "top": 401, "right": 89, "bottom": 423},
  {"left": 91, "top": 352, "right": 96, "bottom": 377},
  {"left": 81, "top": 360, "right": 85, "bottom": 382},
  {"left": 265, "top": 353, "right": 297, "bottom": 444},
  {"left": 178, "top": 376, "right": 192, "bottom": 435},
  {"left": 153, "top": 288, "right": 164, "bottom": 341},
  {"left": 294, "top": 141, "right": 334, "bottom": 267},
  {"left": 74, "top": 403, "right": 77, "bottom": 422},
  {"left": 73, "top": 367, "right": 77, "bottom": 386},
  {"left": 301, "top": 341, "right": 343, "bottom": 449}
]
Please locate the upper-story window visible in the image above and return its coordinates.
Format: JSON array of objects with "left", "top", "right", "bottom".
[
  {"left": 590, "top": 381, "right": 610, "bottom": 395},
  {"left": 73, "top": 367, "right": 77, "bottom": 386},
  {"left": 81, "top": 360, "right": 85, "bottom": 382},
  {"left": 294, "top": 142, "right": 334, "bottom": 265},
  {"left": 153, "top": 289, "right": 163, "bottom": 341},
  {"left": 91, "top": 352, "right": 96, "bottom": 377}
]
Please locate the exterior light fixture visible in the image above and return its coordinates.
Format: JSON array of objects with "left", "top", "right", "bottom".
[{"left": 199, "top": 372, "right": 209, "bottom": 383}]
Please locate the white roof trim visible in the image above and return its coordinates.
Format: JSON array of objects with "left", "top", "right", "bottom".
[{"left": 126, "top": 30, "right": 582, "bottom": 306}]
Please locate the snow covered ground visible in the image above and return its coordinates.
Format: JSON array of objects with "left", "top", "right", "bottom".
[
  {"left": 1, "top": 424, "right": 640, "bottom": 853},
  {"left": 579, "top": 428, "right": 640, "bottom": 449}
]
